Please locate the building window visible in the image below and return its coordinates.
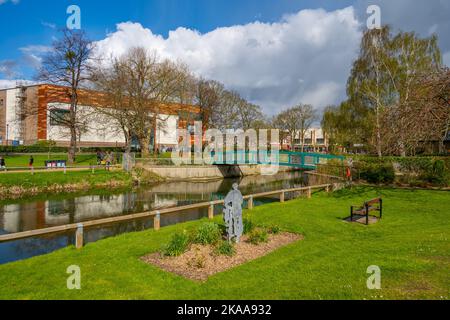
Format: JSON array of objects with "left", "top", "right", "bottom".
[
  {"left": 316, "top": 138, "right": 324, "bottom": 144},
  {"left": 49, "top": 109, "right": 70, "bottom": 126},
  {"left": 0, "top": 99, "right": 3, "bottom": 107},
  {"left": 304, "top": 139, "right": 312, "bottom": 145}
]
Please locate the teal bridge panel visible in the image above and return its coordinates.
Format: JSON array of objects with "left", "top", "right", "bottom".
[{"left": 211, "top": 151, "right": 344, "bottom": 169}]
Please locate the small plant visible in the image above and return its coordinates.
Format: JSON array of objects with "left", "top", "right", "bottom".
[
  {"left": 214, "top": 240, "right": 236, "bottom": 256},
  {"left": 188, "top": 248, "right": 207, "bottom": 269},
  {"left": 162, "top": 231, "right": 190, "bottom": 257},
  {"left": 247, "top": 228, "right": 269, "bottom": 245},
  {"left": 243, "top": 218, "right": 255, "bottom": 234},
  {"left": 267, "top": 225, "right": 281, "bottom": 234},
  {"left": 194, "top": 222, "right": 221, "bottom": 245}
]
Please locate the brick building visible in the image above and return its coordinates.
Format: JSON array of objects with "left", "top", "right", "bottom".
[{"left": 0, "top": 83, "right": 203, "bottom": 149}]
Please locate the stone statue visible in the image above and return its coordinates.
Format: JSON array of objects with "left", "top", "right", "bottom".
[{"left": 223, "top": 183, "right": 244, "bottom": 243}]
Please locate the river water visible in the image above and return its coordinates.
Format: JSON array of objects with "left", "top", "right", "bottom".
[{"left": 0, "top": 170, "right": 328, "bottom": 264}]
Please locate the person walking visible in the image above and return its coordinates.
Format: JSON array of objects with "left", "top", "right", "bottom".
[
  {"left": 96, "top": 150, "right": 102, "bottom": 165},
  {"left": 0, "top": 156, "right": 6, "bottom": 171},
  {"left": 105, "top": 151, "right": 113, "bottom": 171},
  {"left": 29, "top": 155, "right": 34, "bottom": 174}
]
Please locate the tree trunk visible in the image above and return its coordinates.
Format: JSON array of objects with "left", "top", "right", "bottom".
[
  {"left": 68, "top": 91, "right": 78, "bottom": 165},
  {"left": 68, "top": 125, "right": 77, "bottom": 164},
  {"left": 139, "top": 136, "right": 150, "bottom": 158},
  {"left": 375, "top": 107, "right": 382, "bottom": 158}
]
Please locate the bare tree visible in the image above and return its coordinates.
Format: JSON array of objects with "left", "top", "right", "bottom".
[
  {"left": 273, "top": 108, "right": 299, "bottom": 150},
  {"left": 293, "top": 104, "right": 316, "bottom": 152},
  {"left": 38, "top": 29, "right": 94, "bottom": 164},
  {"left": 90, "top": 56, "right": 135, "bottom": 153},
  {"left": 93, "top": 47, "right": 193, "bottom": 157}
]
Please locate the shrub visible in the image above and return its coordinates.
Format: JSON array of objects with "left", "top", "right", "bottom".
[
  {"left": 163, "top": 231, "right": 190, "bottom": 257},
  {"left": 246, "top": 229, "right": 269, "bottom": 245},
  {"left": 193, "top": 222, "right": 221, "bottom": 245},
  {"left": 422, "top": 159, "right": 448, "bottom": 185},
  {"left": 214, "top": 240, "right": 236, "bottom": 256},
  {"left": 243, "top": 218, "right": 255, "bottom": 235},
  {"left": 360, "top": 163, "right": 395, "bottom": 184},
  {"left": 267, "top": 225, "right": 281, "bottom": 234},
  {"left": 187, "top": 248, "right": 207, "bottom": 269}
]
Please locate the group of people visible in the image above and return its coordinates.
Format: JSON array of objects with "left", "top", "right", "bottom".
[{"left": 96, "top": 151, "right": 116, "bottom": 170}]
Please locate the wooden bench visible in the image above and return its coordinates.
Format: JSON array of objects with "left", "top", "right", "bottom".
[{"left": 350, "top": 198, "right": 382, "bottom": 225}]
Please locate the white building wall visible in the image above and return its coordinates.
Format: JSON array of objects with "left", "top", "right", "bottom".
[
  {"left": 46, "top": 103, "right": 180, "bottom": 146},
  {"left": 156, "top": 115, "right": 178, "bottom": 145},
  {"left": 5, "top": 89, "right": 21, "bottom": 142}
]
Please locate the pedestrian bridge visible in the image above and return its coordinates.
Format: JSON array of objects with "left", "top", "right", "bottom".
[{"left": 212, "top": 151, "right": 344, "bottom": 170}]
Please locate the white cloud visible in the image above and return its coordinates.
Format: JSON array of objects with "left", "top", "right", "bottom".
[
  {"left": 0, "top": 79, "right": 34, "bottom": 89},
  {"left": 41, "top": 21, "right": 56, "bottom": 29},
  {"left": 95, "top": 7, "right": 362, "bottom": 114},
  {"left": 0, "top": 60, "right": 18, "bottom": 78},
  {"left": 0, "top": 0, "right": 20, "bottom": 5},
  {"left": 19, "top": 45, "right": 52, "bottom": 69}
]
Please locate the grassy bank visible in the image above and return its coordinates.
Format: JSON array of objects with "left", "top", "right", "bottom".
[
  {"left": 0, "top": 170, "right": 133, "bottom": 199},
  {"left": 0, "top": 187, "right": 448, "bottom": 299},
  {"left": 0, "top": 153, "right": 100, "bottom": 167}
]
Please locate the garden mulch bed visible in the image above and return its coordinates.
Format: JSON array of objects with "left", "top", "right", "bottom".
[{"left": 141, "top": 232, "right": 303, "bottom": 281}]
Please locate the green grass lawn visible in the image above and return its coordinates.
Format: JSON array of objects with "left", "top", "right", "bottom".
[
  {"left": 0, "top": 170, "right": 132, "bottom": 189},
  {"left": 0, "top": 153, "right": 98, "bottom": 167},
  {"left": 0, "top": 186, "right": 448, "bottom": 300}
]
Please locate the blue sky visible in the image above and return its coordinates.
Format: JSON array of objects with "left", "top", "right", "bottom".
[
  {"left": 1, "top": 0, "right": 449, "bottom": 114},
  {"left": 0, "top": 0, "right": 352, "bottom": 68}
]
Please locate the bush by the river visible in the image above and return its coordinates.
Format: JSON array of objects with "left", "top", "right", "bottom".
[{"left": 353, "top": 156, "right": 449, "bottom": 187}]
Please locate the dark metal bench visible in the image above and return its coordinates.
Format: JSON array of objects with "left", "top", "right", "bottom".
[{"left": 350, "top": 198, "right": 382, "bottom": 225}]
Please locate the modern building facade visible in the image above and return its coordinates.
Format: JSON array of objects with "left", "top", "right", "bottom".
[
  {"left": 0, "top": 84, "right": 202, "bottom": 149},
  {"left": 281, "top": 128, "right": 329, "bottom": 152}
]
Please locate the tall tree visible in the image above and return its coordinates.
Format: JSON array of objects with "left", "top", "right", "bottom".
[
  {"left": 91, "top": 56, "right": 135, "bottom": 153},
  {"left": 119, "top": 47, "right": 192, "bottom": 157},
  {"left": 347, "top": 26, "right": 441, "bottom": 156},
  {"left": 39, "top": 29, "right": 94, "bottom": 164}
]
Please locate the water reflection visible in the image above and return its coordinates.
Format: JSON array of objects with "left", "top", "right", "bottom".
[{"left": 0, "top": 170, "right": 328, "bottom": 264}]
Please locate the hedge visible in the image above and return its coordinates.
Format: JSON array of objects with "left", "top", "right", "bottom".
[{"left": 352, "top": 156, "right": 450, "bottom": 186}]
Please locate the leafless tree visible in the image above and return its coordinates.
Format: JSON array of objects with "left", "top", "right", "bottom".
[
  {"left": 293, "top": 104, "right": 316, "bottom": 152},
  {"left": 92, "top": 47, "right": 193, "bottom": 157},
  {"left": 38, "top": 29, "right": 94, "bottom": 164}
]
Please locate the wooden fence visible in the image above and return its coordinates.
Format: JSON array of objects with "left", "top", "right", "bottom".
[{"left": 0, "top": 183, "right": 334, "bottom": 248}]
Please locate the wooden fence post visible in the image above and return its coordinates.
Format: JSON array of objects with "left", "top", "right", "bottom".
[
  {"left": 280, "top": 191, "right": 285, "bottom": 203},
  {"left": 75, "top": 223, "right": 84, "bottom": 249},
  {"left": 208, "top": 203, "right": 214, "bottom": 220},
  {"left": 154, "top": 211, "right": 161, "bottom": 231},
  {"left": 248, "top": 196, "right": 253, "bottom": 210},
  {"left": 307, "top": 187, "right": 312, "bottom": 199}
]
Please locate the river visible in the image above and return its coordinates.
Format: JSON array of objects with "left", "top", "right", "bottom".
[{"left": 0, "top": 170, "right": 330, "bottom": 264}]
